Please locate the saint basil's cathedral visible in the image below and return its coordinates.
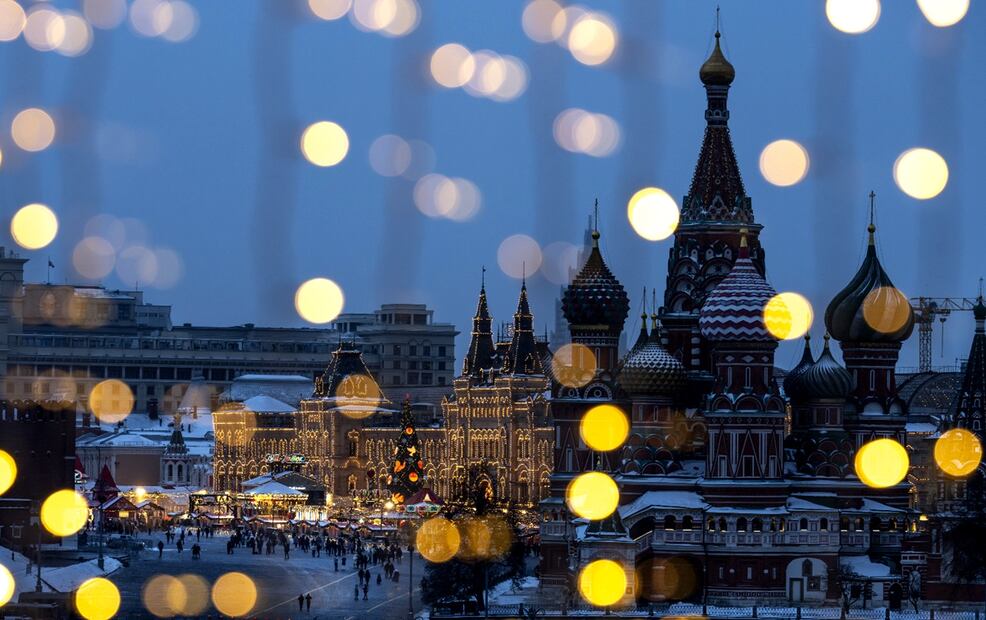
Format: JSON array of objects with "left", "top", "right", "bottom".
[{"left": 536, "top": 31, "right": 928, "bottom": 607}]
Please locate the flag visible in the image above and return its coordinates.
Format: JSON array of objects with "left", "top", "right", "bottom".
[{"left": 48, "top": 259, "right": 54, "bottom": 268}]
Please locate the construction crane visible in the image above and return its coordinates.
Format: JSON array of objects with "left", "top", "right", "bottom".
[{"left": 910, "top": 296, "right": 979, "bottom": 372}]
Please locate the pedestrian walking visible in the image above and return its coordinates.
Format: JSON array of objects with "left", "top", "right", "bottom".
[
  {"left": 157, "top": 540, "right": 164, "bottom": 559},
  {"left": 334, "top": 558, "right": 338, "bottom": 572},
  {"left": 354, "top": 583, "right": 359, "bottom": 601},
  {"left": 376, "top": 573, "right": 382, "bottom": 586},
  {"left": 362, "top": 583, "right": 368, "bottom": 600},
  {"left": 298, "top": 594, "right": 304, "bottom": 612},
  {"left": 305, "top": 593, "right": 312, "bottom": 613}
]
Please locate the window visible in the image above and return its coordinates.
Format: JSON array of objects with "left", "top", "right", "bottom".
[
  {"left": 407, "top": 372, "right": 418, "bottom": 385},
  {"left": 409, "top": 345, "right": 417, "bottom": 356},
  {"left": 664, "top": 515, "right": 676, "bottom": 531},
  {"left": 438, "top": 376, "right": 446, "bottom": 386},
  {"left": 167, "top": 464, "right": 173, "bottom": 479},
  {"left": 718, "top": 517, "right": 727, "bottom": 532},
  {"left": 125, "top": 367, "right": 140, "bottom": 379},
  {"left": 424, "top": 346, "right": 431, "bottom": 356},
  {"left": 737, "top": 518, "right": 748, "bottom": 532},
  {"left": 752, "top": 518, "right": 763, "bottom": 533},
  {"left": 409, "top": 361, "right": 418, "bottom": 370},
  {"left": 682, "top": 516, "right": 694, "bottom": 531},
  {"left": 820, "top": 518, "right": 829, "bottom": 532},
  {"left": 393, "top": 345, "right": 401, "bottom": 355},
  {"left": 439, "top": 346, "right": 446, "bottom": 357},
  {"left": 744, "top": 367, "right": 752, "bottom": 389},
  {"left": 146, "top": 385, "right": 155, "bottom": 396},
  {"left": 746, "top": 567, "right": 752, "bottom": 580},
  {"left": 438, "top": 361, "right": 446, "bottom": 370},
  {"left": 800, "top": 518, "right": 809, "bottom": 531}
]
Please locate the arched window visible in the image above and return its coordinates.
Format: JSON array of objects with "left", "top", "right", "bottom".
[
  {"left": 167, "top": 463, "right": 173, "bottom": 479},
  {"left": 744, "top": 367, "right": 752, "bottom": 389},
  {"left": 770, "top": 518, "right": 778, "bottom": 532},
  {"left": 718, "top": 517, "right": 727, "bottom": 532},
  {"left": 752, "top": 518, "right": 763, "bottom": 533},
  {"left": 799, "top": 518, "right": 809, "bottom": 531},
  {"left": 664, "top": 515, "right": 677, "bottom": 531},
  {"left": 855, "top": 517, "right": 865, "bottom": 531},
  {"left": 840, "top": 516, "right": 849, "bottom": 531},
  {"left": 820, "top": 518, "right": 829, "bottom": 532},
  {"left": 737, "top": 517, "right": 748, "bottom": 532},
  {"left": 889, "top": 518, "right": 898, "bottom": 531},
  {"left": 707, "top": 517, "right": 716, "bottom": 532},
  {"left": 682, "top": 516, "right": 694, "bottom": 531},
  {"left": 177, "top": 464, "right": 184, "bottom": 480},
  {"left": 870, "top": 516, "right": 882, "bottom": 531},
  {"left": 869, "top": 370, "right": 876, "bottom": 391},
  {"left": 802, "top": 559, "right": 813, "bottom": 577}
]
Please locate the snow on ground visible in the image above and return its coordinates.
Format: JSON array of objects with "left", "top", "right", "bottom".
[
  {"left": 487, "top": 576, "right": 539, "bottom": 605},
  {"left": 1, "top": 546, "right": 121, "bottom": 598}
]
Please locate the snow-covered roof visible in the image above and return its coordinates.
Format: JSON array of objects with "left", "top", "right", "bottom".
[
  {"left": 786, "top": 497, "right": 835, "bottom": 512},
  {"left": 242, "top": 481, "right": 304, "bottom": 496},
  {"left": 840, "top": 555, "right": 892, "bottom": 578},
  {"left": 223, "top": 374, "right": 312, "bottom": 408},
  {"left": 855, "top": 498, "right": 905, "bottom": 514},
  {"left": 242, "top": 395, "right": 295, "bottom": 413},
  {"left": 77, "top": 431, "right": 163, "bottom": 449},
  {"left": 906, "top": 422, "right": 938, "bottom": 435},
  {"left": 706, "top": 505, "right": 789, "bottom": 515},
  {"left": 620, "top": 491, "right": 708, "bottom": 519}
]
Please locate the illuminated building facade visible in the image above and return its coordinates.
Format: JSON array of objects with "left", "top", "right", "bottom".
[{"left": 540, "top": 32, "right": 919, "bottom": 608}]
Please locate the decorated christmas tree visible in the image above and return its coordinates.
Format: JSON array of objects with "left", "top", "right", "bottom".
[{"left": 387, "top": 398, "right": 424, "bottom": 505}]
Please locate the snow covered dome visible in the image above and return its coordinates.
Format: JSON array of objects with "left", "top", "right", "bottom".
[
  {"left": 619, "top": 321, "right": 686, "bottom": 396},
  {"left": 699, "top": 234, "right": 778, "bottom": 342}
]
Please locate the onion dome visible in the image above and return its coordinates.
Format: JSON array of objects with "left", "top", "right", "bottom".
[
  {"left": 699, "top": 31, "right": 735, "bottom": 86},
  {"left": 975, "top": 296, "right": 986, "bottom": 324},
  {"left": 619, "top": 319, "right": 687, "bottom": 396},
  {"left": 561, "top": 226, "right": 630, "bottom": 335},
  {"left": 824, "top": 215, "right": 915, "bottom": 343},
  {"left": 699, "top": 233, "right": 778, "bottom": 342},
  {"left": 800, "top": 334, "right": 854, "bottom": 400},
  {"left": 783, "top": 335, "right": 815, "bottom": 400}
]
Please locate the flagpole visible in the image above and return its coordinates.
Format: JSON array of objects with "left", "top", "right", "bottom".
[{"left": 46, "top": 257, "right": 51, "bottom": 285}]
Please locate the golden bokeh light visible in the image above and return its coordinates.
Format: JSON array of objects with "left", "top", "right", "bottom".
[
  {"left": 416, "top": 516, "right": 461, "bottom": 563},
  {"left": 934, "top": 428, "right": 982, "bottom": 478},
  {"left": 759, "top": 139, "right": 810, "bottom": 187},
  {"left": 0, "top": 563, "right": 13, "bottom": 607},
  {"left": 10, "top": 203, "right": 58, "bottom": 251},
  {"left": 11, "top": 108, "right": 56, "bottom": 152},
  {"left": 764, "top": 292, "right": 813, "bottom": 340},
  {"left": 0, "top": 0, "right": 26, "bottom": 42},
  {"left": 627, "top": 187, "right": 679, "bottom": 242},
  {"left": 369, "top": 134, "right": 412, "bottom": 177},
  {"left": 73, "top": 236, "right": 117, "bottom": 280},
  {"left": 566, "top": 471, "right": 619, "bottom": 520},
  {"left": 76, "top": 577, "right": 120, "bottom": 620},
  {"left": 522, "top": 0, "right": 563, "bottom": 43},
  {"left": 893, "top": 147, "right": 948, "bottom": 200},
  {"left": 0, "top": 449, "right": 16, "bottom": 496},
  {"left": 301, "top": 121, "right": 350, "bottom": 167},
  {"left": 917, "top": 0, "right": 969, "bottom": 27},
  {"left": 430, "top": 43, "right": 475, "bottom": 88},
  {"left": 89, "top": 379, "right": 135, "bottom": 424},
  {"left": 580, "top": 404, "right": 629, "bottom": 452},
  {"left": 578, "top": 559, "right": 627, "bottom": 607},
  {"left": 567, "top": 12, "right": 618, "bottom": 66},
  {"left": 552, "top": 343, "right": 598, "bottom": 389},
  {"left": 309, "top": 0, "right": 352, "bottom": 20},
  {"left": 83, "top": 0, "right": 128, "bottom": 29},
  {"left": 550, "top": 5, "right": 585, "bottom": 43},
  {"left": 176, "top": 574, "right": 209, "bottom": 616},
  {"left": 211, "top": 572, "right": 257, "bottom": 618},
  {"left": 497, "top": 234, "right": 542, "bottom": 280},
  {"left": 862, "top": 286, "right": 911, "bottom": 335},
  {"left": 334, "top": 373, "right": 383, "bottom": 419},
  {"left": 855, "top": 438, "right": 909, "bottom": 488},
  {"left": 457, "top": 515, "right": 512, "bottom": 562},
  {"left": 41, "top": 489, "right": 89, "bottom": 537},
  {"left": 23, "top": 5, "right": 64, "bottom": 51},
  {"left": 143, "top": 574, "right": 186, "bottom": 618},
  {"left": 295, "top": 277, "right": 345, "bottom": 324},
  {"left": 825, "top": 0, "right": 880, "bottom": 34}
]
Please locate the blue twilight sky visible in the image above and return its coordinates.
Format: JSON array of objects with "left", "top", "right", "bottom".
[{"left": 1, "top": 0, "right": 984, "bottom": 371}]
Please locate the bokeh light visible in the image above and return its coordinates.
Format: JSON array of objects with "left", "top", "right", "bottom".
[
  {"left": 934, "top": 428, "right": 982, "bottom": 478},
  {"left": 89, "top": 379, "right": 135, "bottom": 423},
  {"left": 73, "top": 236, "right": 117, "bottom": 280},
  {"left": 464, "top": 50, "right": 506, "bottom": 98},
  {"left": 76, "top": 577, "right": 120, "bottom": 620},
  {"left": 309, "top": 0, "right": 352, "bottom": 21},
  {"left": 855, "top": 438, "right": 909, "bottom": 488},
  {"left": 176, "top": 574, "right": 209, "bottom": 616},
  {"left": 160, "top": 1, "right": 198, "bottom": 43},
  {"left": 627, "top": 187, "right": 679, "bottom": 241},
  {"left": 416, "top": 516, "right": 461, "bottom": 563},
  {"left": 552, "top": 343, "right": 598, "bottom": 389},
  {"left": 349, "top": 0, "right": 398, "bottom": 33},
  {"left": 825, "top": 0, "right": 880, "bottom": 34},
  {"left": 764, "top": 292, "right": 813, "bottom": 340},
  {"left": 211, "top": 572, "right": 257, "bottom": 618},
  {"left": 129, "top": 0, "right": 171, "bottom": 38},
  {"left": 380, "top": 0, "right": 419, "bottom": 37},
  {"left": 143, "top": 574, "right": 185, "bottom": 618},
  {"left": 540, "top": 241, "right": 580, "bottom": 285},
  {"left": 11, "top": 108, "right": 56, "bottom": 152},
  {"left": 430, "top": 43, "right": 475, "bottom": 89},
  {"left": 56, "top": 11, "right": 93, "bottom": 57},
  {"left": 580, "top": 404, "right": 629, "bottom": 452},
  {"left": 295, "top": 277, "right": 345, "bottom": 324},
  {"left": 489, "top": 56, "right": 529, "bottom": 102},
  {"left": 40, "top": 489, "right": 89, "bottom": 537},
  {"left": 553, "top": 108, "right": 621, "bottom": 157},
  {"left": 567, "top": 11, "right": 618, "bottom": 66},
  {"left": 116, "top": 245, "right": 159, "bottom": 286},
  {"left": 0, "top": 0, "right": 26, "bottom": 42},
  {"left": 412, "top": 174, "right": 482, "bottom": 221},
  {"left": 0, "top": 449, "right": 16, "bottom": 496},
  {"left": 759, "top": 139, "right": 810, "bottom": 187},
  {"left": 522, "top": 0, "right": 564, "bottom": 43},
  {"left": 10, "top": 203, "right": 59, "bottom": 250},
  {"left": 917, "top": 0, "right": 969, "bottom": 27},
  {"left": 497, "top": 234, "right": 542, "bottom": 280},
  {"left": 0, "top": 563, "right": 13, "bottom": 607},
  {"left": 301, "top": 121, "right": 350, "bottom": 167},
  {"left": 369, "top": 134, "right": 412, "bottom": 177},
  {"left": 333, "top": 372, "right": 383, "bottom": 419},
  {"left": 23, "top": 5, "right": 64, "bottom": 52},
  {"left": 579, "top": 559, "right": 627, "bottom": 607},
  {"left": 152, "top": 247, "right": 184, "bottom": 289},
  {"left": 894, "top": 147, "right": 948, "bottom": 200},
  {"left": 457, "top": 516, "right": 512, "bottom": 562},
  {"left": 83, "top": 0, "right": 127, "bottom": 29},
  {"left": 566, "top": 471, "right": 619, "bottom": 520},
  {"left": 862, "top": 286, "right": 912, "bottom": 335}
]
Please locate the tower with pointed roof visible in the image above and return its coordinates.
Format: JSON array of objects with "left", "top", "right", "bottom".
[
  {"left": 503, "top": 280, "right": 545, "bottom": 376},
  {"left": 950, "top": 296, "right": 986, "bottom": 436},
  {"left": 462, "top": 270, "right": 497, "bottom": 379},
  {"left": 661, "top": 28, "right": 767, "bottom": 385}
]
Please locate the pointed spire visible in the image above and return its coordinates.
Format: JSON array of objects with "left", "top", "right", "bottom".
[
  {"left": 503, "top": 281, "right": 543, "bottom": 375},
  {"left": 463, "top": 270, "right": 496, "bottom": 377},
  {"left": 631, "top": 287, "right": 649, "bottom": 350},
  {"left": 592, "top": 198, "right": 600, "bottom": 247},
  {"left": 868, "top": 190, "right": 876, "bottom": 245}
]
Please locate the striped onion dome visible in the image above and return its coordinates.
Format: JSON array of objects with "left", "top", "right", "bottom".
[
  {"left": 800, "top": 334, "right": 853, "bottom": 400},
  {"left": 783, "top": 335, "right": 815, "bottom": 400},
  {"left": 699, "top": 236, "right": 779, "bottom": 342},
  {"left": 619, "top": 321, "right": 687, "bottom": 396}
]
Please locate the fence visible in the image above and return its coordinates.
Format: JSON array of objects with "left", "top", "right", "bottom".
[{"left": 432, "top": 603, "right": 986, "bottom": 619}]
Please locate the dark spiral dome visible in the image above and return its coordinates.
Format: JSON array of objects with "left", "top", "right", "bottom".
[
  {"left": 783, "top": 335, "right": 816, "bottom": 401},
  {"left": 562, "top": 232, "right": 630, "bottom": 333},
  {"left": 619, "top": 324, "right": 687, "bottom": 396},
  {"left": 800, "top": 335, "right": 854, "bottom": 400},
  {"left": 824, "top": 226, "right": 915, "bottom": 343}
]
